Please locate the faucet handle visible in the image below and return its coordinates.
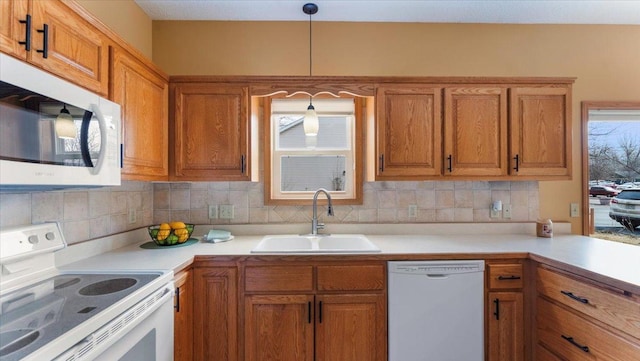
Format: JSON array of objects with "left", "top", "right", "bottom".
[{"left": 317, "top": 222, "right": 325, "bottom": 230}]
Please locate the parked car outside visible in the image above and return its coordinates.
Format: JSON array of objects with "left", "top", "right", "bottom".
[
  {"left": 589, "top": 186, "right": 620, "bottom": 197},
  {"left": 609, "top": 188, "right": 640, "bottom": 231}
]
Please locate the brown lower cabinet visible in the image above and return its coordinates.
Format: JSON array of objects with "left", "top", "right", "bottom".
[
  {"left": 243, "top": 261, "right": 387, "bottom": 361},
  {"left": 193, "top": 266, "right": 238, "bottom": 361},
  {"left": 534, "top": 264, "right": 640, "bottom": 361},
  {"left": 174, "top": 268, "right": 193, "bottom": 361}
]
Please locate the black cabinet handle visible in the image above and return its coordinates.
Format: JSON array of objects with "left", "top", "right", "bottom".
[
  {"left": 498, "top": 275, "right": 521, "bottom": 280},
  {"left": 561, "top": 335, "right": 590, "bottom": 353},
  {"left": 447, "top": 155, "right": 453, "bottom": 172},
  {"left": 379, "top": 154, "right": 384, "bottom": 172},
  {"left": 19, "top": 14, "right": 31, "bottom": 51},
  {"left": 36, "top": 23, "right": 48, "bottom": 58},
  {"left": 318, "top": 301, "right": 323, "bottom": 323},
  {"left": 493, "top": 298, "right": 500, "bottom": 320},
  {"left": 561, "top": 290, "right": 589, "bottom": 304},
  {"left": 240, "top": 154, "right": 246, "bottom": 174},
  {"left": 513, "top": 154, "right": 519, "bottom": 172},
  {"left": 174, "top": 287, "right": 180, "bottom": 312},
  {"left": 308, "top": 301, "right": 312, "bottom": 324}
]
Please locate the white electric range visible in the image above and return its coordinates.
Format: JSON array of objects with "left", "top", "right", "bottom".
[{"left": 0, "top": 223, "right": 174, "bottom": 361}]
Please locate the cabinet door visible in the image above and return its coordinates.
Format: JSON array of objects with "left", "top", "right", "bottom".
[
  {"left": 244, "top": 294, "right": 314, "bottom": 361},
  {"left": 0, "top": 0, "right": 29, "bottom": 58},
  {"left": 30, "top": 0, "right": 109, "bottom": 96},
  {"left": 174, "top": 269, "right": 193, "bottom": 361},
  {"left": 488, "top": 292, "right": 524, "bottom": 361},
  {"left": 444, "top": 87, "right": 508, "bottom": 176},
  {"left": 376, "top": 86, "right": 442, "bottom": 179},
  {"left": 315, "top": 294, "right": 386, "bottom": 361},
  {"left": 509, "top": 87, "right": 571, "bottom": 177},
  {"left": 111, "top": 46, "right": 169, "bottom": 180},
  {"left": 171, "top": 83, "right": 250, "bottom": 181},
  {"left": 193, "top": 267, "right": 238, "bottom": 361}
]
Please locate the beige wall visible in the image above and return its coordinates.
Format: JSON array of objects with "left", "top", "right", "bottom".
[
  {"left": 76, "top": 0, "right": 153, "bottom": 58},
  {"left": 153, "top": 21, "right": 640, "bottom": 234}
]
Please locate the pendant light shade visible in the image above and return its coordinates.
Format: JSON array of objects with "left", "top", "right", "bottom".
[
  {"left": 55, "top": 104, "right": 76, "bottom": 139},
  {"left": 303, "top": 3, "right": 319, "bottom": 138},
  {"left": 303, "top": 103, "right": 319, "bottom": 136}
]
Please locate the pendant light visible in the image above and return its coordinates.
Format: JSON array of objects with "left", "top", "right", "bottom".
[
  {"left": 302, "top": 3, "right": 319, "bottom": 137},
  {"left": 55, "top": 104, "right": 76, "bottom": 139}
]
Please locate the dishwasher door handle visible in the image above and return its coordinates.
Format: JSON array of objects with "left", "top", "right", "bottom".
[{"left": 425, "top": 274, "right": 449, "bottom": 279}]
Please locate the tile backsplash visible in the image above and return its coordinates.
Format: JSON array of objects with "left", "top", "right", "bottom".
[
  {"left": 153, "top": 180, "right": 539, "bottom": 226},
  {"left": 0, "top": 181, "right": 153, "bottom": 244},
  {"left": 0, "top": 180, "right": 538, "bottom": 244}
]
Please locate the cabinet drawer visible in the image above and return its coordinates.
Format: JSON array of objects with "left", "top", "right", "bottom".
[
  {"left": 487, "top": 263, "right": 524, "bottom": 289},
  {"left": 245, "top": 265, "right": 313, "bottom": 292},
  {"left": 537, "top": 297, "right": 640, "bottom": 361},
  {"left": 535, "top": 344, "right": 564, "bottom": 361},
  {"left": 537, "top": 266, "right": 640, "bottom": 339},
  {"left": 317, "top": 265, "right": 385, "bottom": 291}
]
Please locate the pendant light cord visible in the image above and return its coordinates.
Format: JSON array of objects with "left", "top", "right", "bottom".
[{"left": 309, "top": 10, "right": 313, "bottom": 104}]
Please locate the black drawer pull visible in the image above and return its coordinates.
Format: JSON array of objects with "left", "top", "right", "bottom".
[
  {"left": 447, "top": 154, "right": 452, "bottom": 172},
  {"left": 19, "top": 14, "right": 31, "bottom": 51},
  {"left": 513, "top": 154, "right": 519, "bottom": 172},
  {"left": 379, "top": 154, "right": 384, "bottom": 172},
  {"left": 493, "top": 298, "right": 500, "bottom": 320},
  {"left": 561, "top": 290, "right": 589, "bottom": 304},
  {"left": 561, "top": 335, "right": 590, "bottom": 353},
  {"left": 308, "top": 301, "right": 312, "bottom": 324},
  {"left": 498, "top": 275, "right": 521, "bottom": 280}
]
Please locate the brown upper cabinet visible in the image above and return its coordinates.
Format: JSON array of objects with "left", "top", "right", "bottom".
[
  {"left": 375, "top": 85, "right": 443, "bottom": 179},
  {"left": 509, "top": 87, "right": 572, "bottom": 177},
  {"left": 111, "top": 46, "right": 169, "bottom": 181},
  {"left": 374, "top": 79, "right": 573, "bottom": 180},
  {"left": 170, "top": 82, "right": 250, "bottom": 181},
  {"left": 444, "top": 87, "right": 508, "bottom": 177},
  {"left": 1, "top": 0, "right": 109, "bottom": 96}
]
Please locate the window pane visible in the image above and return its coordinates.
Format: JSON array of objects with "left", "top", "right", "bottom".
[
  {"left": 281, "top": 155, "right": 346, "bottom": 192},
  {"left": 277, "top": 116, "right": 349, "bottom": 150}
]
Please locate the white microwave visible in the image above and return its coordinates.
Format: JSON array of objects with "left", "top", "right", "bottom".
[{"left": 0, "top": 53, "right": 121, "bottom": 191}]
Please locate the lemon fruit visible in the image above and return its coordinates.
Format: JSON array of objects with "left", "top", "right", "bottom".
[
  {"left": 175, "top": 228, "right": 189, "bottom": 243},
  {"left": 156, "top": 223, "right": 171, "bottom": 241},
  {"left": 169, "top": 221, "right": 186, "bottom": 230}
]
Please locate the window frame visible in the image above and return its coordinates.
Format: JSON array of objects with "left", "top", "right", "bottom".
[{"left": 263, "top": 94, "right": 364, "bottom": 205}]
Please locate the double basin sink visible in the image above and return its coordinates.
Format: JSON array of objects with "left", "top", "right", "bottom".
[{"left": 251, "top": 234, "right": 380, "bottom": 253}]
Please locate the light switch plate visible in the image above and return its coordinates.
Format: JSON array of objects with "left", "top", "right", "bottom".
[
  {"left": 570, "top": 203, "right": 580, "bottom": 218},
  {"left": 208, "top": 205, "right": 218, "bottom": 219},
  {"left": 128, "top": 209, "right": 136, "bottom": 224},
  {"left": 408, "top": 205, "right": 417, "bottom": 218}
]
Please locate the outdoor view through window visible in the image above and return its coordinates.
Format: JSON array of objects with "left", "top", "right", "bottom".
[{"left": 588, "top": 110, "right": 640, "bottom": 244}]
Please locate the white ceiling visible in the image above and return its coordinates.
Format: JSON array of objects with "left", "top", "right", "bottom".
[{"left": 134, "top": 0, "right": 640, "bottom": 24}]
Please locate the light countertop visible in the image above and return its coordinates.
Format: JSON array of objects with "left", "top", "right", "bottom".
[{"left": 57, "top": 223, "right": 640, "bottom": 294}]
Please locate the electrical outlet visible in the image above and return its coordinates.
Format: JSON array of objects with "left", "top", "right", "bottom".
[
  {"left": 219, "top": 205, "right": 234, "bottom": 219},
  {"left": 503, "top": 204, "right": 512, "bottom": 219},
  {"left": 208, "top": 205, "right": 218, "bottom": 219},
  {"left": 128, "top": 209, "right": 136, "bottom": 224},
  {"left": 570, "top": 203, "right": 580, "bottom": 218},
  {"left": 408, "top": 205, "right": 418, "bottom": 218}
]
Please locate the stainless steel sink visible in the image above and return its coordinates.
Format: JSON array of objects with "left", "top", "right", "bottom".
[{"left": 251, "top": 234, "right": 380, "bottom": 253}]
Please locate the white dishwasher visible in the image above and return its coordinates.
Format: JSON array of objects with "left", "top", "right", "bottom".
[{"left": 388, "top": 260, "right": 485, "bottom": 361}]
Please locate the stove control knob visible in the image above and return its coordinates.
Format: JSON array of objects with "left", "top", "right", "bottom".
[
  {"left": 45, "top": 232, "right": 56, "bottom": 241},
  {"left": 28, "top": 235, "right": 39, "bottom": 244}
]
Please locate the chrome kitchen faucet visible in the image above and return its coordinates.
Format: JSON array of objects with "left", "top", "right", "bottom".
[{"left": 311, "top": 188, "right": 334, "bottom": 235}]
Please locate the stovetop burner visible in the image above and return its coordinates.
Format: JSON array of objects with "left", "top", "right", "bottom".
[{"left": 0, "top": 273, "right": 159, "bottom": 360}]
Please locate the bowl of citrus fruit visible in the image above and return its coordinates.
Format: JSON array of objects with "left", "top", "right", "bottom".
[{"left": 148, "top": 222, "right": 194, "bottom": 246}]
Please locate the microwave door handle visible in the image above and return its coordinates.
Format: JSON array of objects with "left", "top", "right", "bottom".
[{"left": 84, "top": 104, "right": 108, "bottom": 175}]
